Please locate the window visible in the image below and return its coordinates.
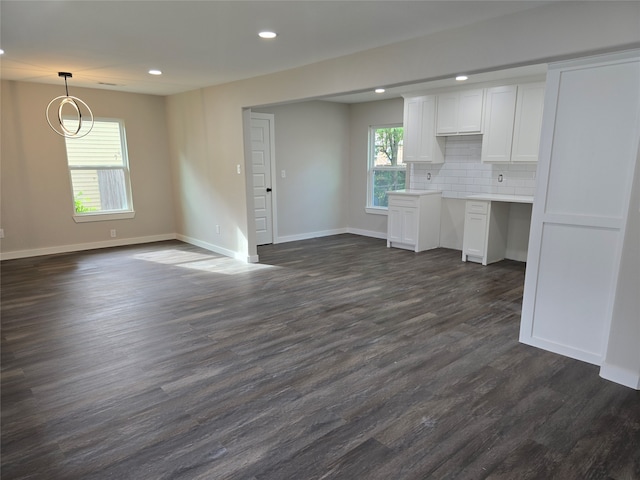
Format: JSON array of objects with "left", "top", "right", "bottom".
[
  {"left": 64, "top": 118, "right": 134, "bottom": 222},
  {"left": 367, "top": 125, "right": 405, "bottom": 211}
]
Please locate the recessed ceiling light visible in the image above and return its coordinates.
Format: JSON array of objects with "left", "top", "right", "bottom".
[
  {"left": 148, "top": 69, "right": 162, "bottom": 75},
  {"left": 456, "top": 75, "right": 469, "bottom": 81},
  {"left": 259, "top": 31, "right": 277, "bottom": 39},
  {"left": 375, "top": 88, "right": 385, "bottom": 94}
]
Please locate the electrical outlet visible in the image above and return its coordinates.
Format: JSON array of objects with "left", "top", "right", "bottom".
[
  {"left": 236, "top": 164, "right": 241, "bottom": 174},
  {"left": 0, "top": 228, "right": 4, "bottom": 239},
  {"left": 281, "top": 170, "right": 286, "bottom": 178},
  {"left": 216, "top": 225, "right": 221, "bottom": 234},
  {"left": 110, "top": 229, "right": 117, "bottom": 238},
  {"left": 498, "top": 174, "right": 504, "bottom": 183}
]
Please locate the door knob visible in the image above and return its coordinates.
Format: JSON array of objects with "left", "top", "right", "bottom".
[{"left": 266, "top": 188, "right": 272, "bottom": 192}]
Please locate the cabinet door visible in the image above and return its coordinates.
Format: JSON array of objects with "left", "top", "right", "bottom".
[
  {"left": 404, "top": 95, "right": 444, "bottom": 163},
  {"left": 463, "top": 213, "right": 487, "bottom": 258},
  {"left": 403, "top": 97, "right": 423, "bottom": 162},
  {"left": 401, "top": 208, "right": 418, "bottom": 245},
  {"left": 387, "top": 206, "right": 404, "bottom": 243},
  {"left": 417, "top": 96, "right": 443, "bottom": 163},
  {"left": 481, "top": 85, "right": 517, "bottom": 163},
  {"left": 436, "top": 93, "right": 458, "bottom": 135},
  {"left": 458, "top": 89, "right": 484, "bottom": 133},
  {"left": 511, "top": 83, "right": 545, "bottom": 163}
]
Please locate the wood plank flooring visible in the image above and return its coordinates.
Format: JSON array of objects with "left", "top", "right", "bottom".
[{"left": 1, "top": 235, "right": 639, "bottom": 479}]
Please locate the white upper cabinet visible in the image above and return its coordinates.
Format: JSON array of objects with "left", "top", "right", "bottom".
[
  {"left": 436, "top": 88, "right": 484, "bottom": 135},
  {"left": 403, "top": 95, "right": 445, "bottom": 163},
  {"left": 481, "top": 85, "right": 517, "bottom": 163},
  {"left": 435, "top": 93, "right": 458, "bottom": 134},
  {"left": 511, "top": 82, "right": 546, "bottom": 163},
  {"left": 481, "top": 82, "right": 545, "bottom": 163}
]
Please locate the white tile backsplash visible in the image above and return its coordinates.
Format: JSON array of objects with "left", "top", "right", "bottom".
[{"left": 409, "top": 135, "right": 537, "bottom": 198}]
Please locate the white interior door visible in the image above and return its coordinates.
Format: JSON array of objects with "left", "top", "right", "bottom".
[{"left": 250, "top": 113, "right": 274, "bottom": 245}]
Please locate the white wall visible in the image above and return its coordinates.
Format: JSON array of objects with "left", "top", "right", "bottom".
[
  {"left": 347, "top": 98, "right": 404, "bottom": 238},
  {"left": 0, "top": 81, "right": 176, "bottom": 259},
  {"left": 253, "top": 101, "right": 350, "bottom": 242},
  {"left": 164, "top": 89, "right": 222, "bottom": 253}
]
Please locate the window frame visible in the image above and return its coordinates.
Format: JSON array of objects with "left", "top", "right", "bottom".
[
  {"left": 64, "top": 117, "right": 135, "bottom": 223},
  {"left": 366, "top": 124, "right": 406, "bottom": 215}
]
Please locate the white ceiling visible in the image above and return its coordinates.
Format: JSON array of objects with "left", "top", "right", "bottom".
[{"left": 0, "top": 0, "right": 549, "bottom": 97}]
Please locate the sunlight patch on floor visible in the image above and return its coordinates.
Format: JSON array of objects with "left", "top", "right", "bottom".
[{"left": 133, "top": 249, "right": 277, "bottom": 275}]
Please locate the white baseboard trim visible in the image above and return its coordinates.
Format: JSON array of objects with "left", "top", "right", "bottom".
[
  {"left": 346, "top": 227, "right": 387, "bottom": 240},
  {"left": 519, "top": 335, "right": 602, "bottom": 366},
  {"left": 0, "top": 234, "right": 177, "bottom": 261},
  {"left": 600, "top": 362, "right": 640, "bottom": 390},
  {"left": 275, "top": 228, "right": 348, "bottom": 244},
  {"left": 176, "top": 234, "right": 257, "bottom": 263}
]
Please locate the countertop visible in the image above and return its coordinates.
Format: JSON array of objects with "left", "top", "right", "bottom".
[
  {"left": 387, "top": 189, "right": 442, "bottom": 196},
  {"left": 466, "top": 193, "right": 534, "bottom": 204}
]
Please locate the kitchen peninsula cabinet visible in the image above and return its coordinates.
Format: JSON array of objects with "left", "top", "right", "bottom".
[
  {"left": 387, "top": 190, "right": 441, "bottom": 252},
  {"left": 402, "top": 96, "right": 445, "bottom": 163},
  {"left": 436, "top": 88, "right": 484, "bottom": 135},
  {"left": 481, "top": 82, "right": 545, "bottom": 163}
]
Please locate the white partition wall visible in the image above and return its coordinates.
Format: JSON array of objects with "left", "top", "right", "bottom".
[{"left": 520, "top": 51, "right": 640, "bottom": 377}]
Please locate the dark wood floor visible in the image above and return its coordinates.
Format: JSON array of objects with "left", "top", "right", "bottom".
[{"left": 1, "top": 235, "right": 638, "bottom": 479}]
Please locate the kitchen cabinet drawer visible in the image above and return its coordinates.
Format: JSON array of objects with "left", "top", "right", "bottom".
[
  {"left": 389, "top": 196, "right": 419, "bottom": 208},
  {"left": 465, "top": 201, "right": 489, "bottom": 215}
]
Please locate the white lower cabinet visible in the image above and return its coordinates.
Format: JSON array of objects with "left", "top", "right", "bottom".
[
  {"left": 462, "top": 200, "right": 509, "bottom": 265},
  {"left": 462, "top": 213, "right": 487, "bottom": 259},
  {"left": 387, "top": 191, "right": 441, "bottom": 252}
]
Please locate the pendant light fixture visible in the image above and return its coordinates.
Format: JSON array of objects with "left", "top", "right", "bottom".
[{"left": 46, "top": 72, "right": 94, "bottom": 138}]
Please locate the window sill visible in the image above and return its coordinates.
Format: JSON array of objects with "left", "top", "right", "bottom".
[
  {"left": 73, "top": 211, "right": 136, "bottom": 223},
  {"left": 365, "top": 207, "right": 388, "bottom": 216}
]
